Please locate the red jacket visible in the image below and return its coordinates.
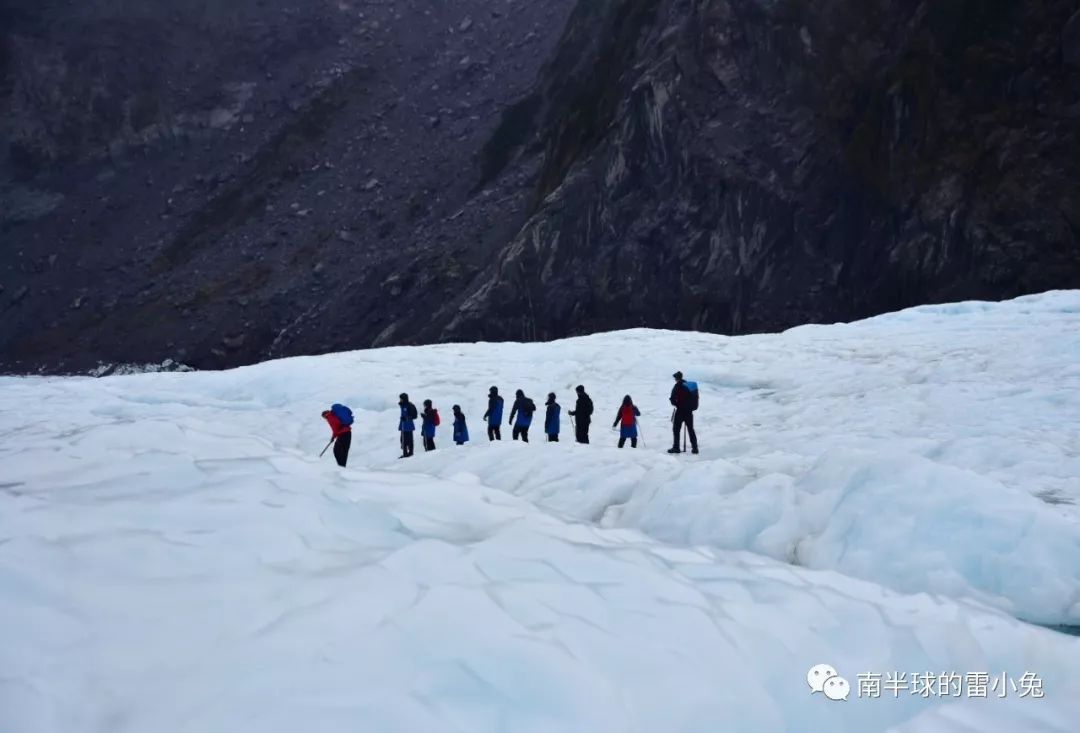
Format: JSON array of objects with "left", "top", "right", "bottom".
[{"left": 323, "top": 411, "right": 351, "bottom": 437}]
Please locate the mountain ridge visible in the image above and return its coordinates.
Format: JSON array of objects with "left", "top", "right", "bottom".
[{"left": 2, "top": 0, "right": 1078, "bottom": 373}]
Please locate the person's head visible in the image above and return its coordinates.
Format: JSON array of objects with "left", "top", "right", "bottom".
[
  {"left": 399, "top": 392, "right": 409, "bottom": 403},
  {"left": 515, "top": 389, "right": 524, "bottom": 398},
  {"left": 453, "top": 404, "right": 461, "bottom": 413},
  {"left": 489, "top": 386, "right": 498, "bottom": 395},
  {"left": 622, "top": 394, "right": 632, "bottom": 405},
  {"left": 322, "top": 410, "right": 331, "bottom": 418},
  {"left": 547, "top": 392, "right": 555, "bottom": 403},
  {"left": 423, "top": 399, "right": 432, "bottom": 407},
  {"left": 575, "top": 385, "right": 585, "bottom": 394},
  {"left": 672, "top": 371, "right": 683, "bottom": 382}
]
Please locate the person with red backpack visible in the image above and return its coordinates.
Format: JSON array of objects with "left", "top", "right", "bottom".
[
  {"left": 321, "top": 403, "right": 354, "bottom": 467},
  {"left": 421, "top": 399, "right": 440, "bottom": 451},
  {"left": 612, "top": 395, "right": 641, "bottom": 448},
  {"left": 669, "top": 371, "right": 699, "bottom": 454}
]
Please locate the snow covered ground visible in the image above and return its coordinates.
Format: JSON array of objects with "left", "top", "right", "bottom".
[{"left": 2, "top": 291, "right": 1080, "bottom": 732}]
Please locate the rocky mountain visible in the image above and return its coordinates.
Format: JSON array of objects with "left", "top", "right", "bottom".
[
  {"left": 0, "top": 0, "right": 578, "bottom": 372},
  {"left": 434, "top": 0, "right": 1080, "bottom": 341},
  {"left": 3, "top": 0, "right": 1079, "bottom": 373}
]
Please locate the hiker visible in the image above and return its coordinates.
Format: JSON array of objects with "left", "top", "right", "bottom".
[
  {"left": 568, "top": 385, "right": 593, "bottom": 443},
  {"left": 612, "top": 395, "right": 641, "bottom": 448},
  {"left": 544, "top": 392, "right": 560, "bottom": 442},
  {"left": 483, "top": 386, "right": 504, "bottom": 441},
  {"left": 452, "top": 405, "right": 469, "bottom": 445},
  {"left": 398, "top": 392, "right": 418, "bottom": 458},
  {"left": 508, "top": 389, "right": 536, "bottom": 442},
  {"left": 321, "top": 403, "right": 353, "bottom": 467},
  {"left": 669, "top": 371, "right": 699, "bottom": 454},
  {"left": 421, "top": 399, "right": 439, "bottom": 451}
]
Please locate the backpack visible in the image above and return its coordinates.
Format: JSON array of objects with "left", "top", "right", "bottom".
[
  {"left": 406, "top": 402, "right": 418, "bottom": 420},
  {"left": 684, "top": 381, "right": 699, "bottom": 411},
  {"left": 330, "top": 403, "right": 354, "bottom": 426},
  {"left": 523, "top": 398, "right": 536, "bottom": 416},
  {"left": 433, "top": 409, "right": 441, "bottom": 426}
]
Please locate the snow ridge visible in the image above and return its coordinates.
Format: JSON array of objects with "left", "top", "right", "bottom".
[{"left": 2, "top": 291, "right": 1080, "bottom": 732}]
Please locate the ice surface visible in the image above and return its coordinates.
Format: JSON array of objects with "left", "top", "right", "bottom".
[{"left": 2, "top": 291, "right": 1080, "bottom": 731}]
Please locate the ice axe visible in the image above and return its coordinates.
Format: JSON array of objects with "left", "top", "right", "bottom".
[{"left": 319, "top": 438, "right": 334, "bottom": 458}]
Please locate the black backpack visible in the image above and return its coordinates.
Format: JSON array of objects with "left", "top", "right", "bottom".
[
  {"left": 407, "top": 402, "right": 418, "bottom": 420},
  {"left": 523, "top": 398, "right": 536, "bottom": 416}
]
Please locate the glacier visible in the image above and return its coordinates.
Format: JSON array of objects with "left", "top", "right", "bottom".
[{"left": 2, "top": 291, "right": 1080, "bottom": 732}]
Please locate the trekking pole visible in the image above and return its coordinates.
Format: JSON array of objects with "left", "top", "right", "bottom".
[
  {"left": 683, "top": 425, "right": 687, "bottom": 453},
  {"left": 638, "top": 421, "right": 646, "bottom": 448},
  {"left": 319, "top": 438, "right": 334, "bottom": 457}
]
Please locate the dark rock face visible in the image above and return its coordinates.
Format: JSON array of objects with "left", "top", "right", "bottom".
[
  {"left": 2, "top": 0, "right": 1079, "bottom": 373},
  {"left": 0, "top": 0, "right": 577, "bottom": 372},
  {"left": 429, "top": 0, "right": 1080, "bottom": 342}
]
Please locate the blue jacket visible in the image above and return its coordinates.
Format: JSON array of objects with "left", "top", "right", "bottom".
[
  {"left": 399, "top": 403, "right": 416, "bottom": 432},
  {"left": 484, "top": 395, "right": 504, "bottom": 426},
  {"left": 545, "top": 403, "right": 560, "bottom": 435},
  {"left": 421, "top": 408, "right": 437, "bottom": 438},
  {"left": 510, "top": 397, "right": 535, "bottom": 428},
  {"left": 453, "top": 414, "right": 469, "bottom": 443}
]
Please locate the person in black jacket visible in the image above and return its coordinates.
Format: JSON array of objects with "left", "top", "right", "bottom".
[
  {"left": 669, "top": 371, "right": 699, "bottom": 454},
  {"left": 568, "top": 385, "right": 593, "bottom": 444},
  {"left": 482, "top": 386, "right": 504, "bottom": 441}
]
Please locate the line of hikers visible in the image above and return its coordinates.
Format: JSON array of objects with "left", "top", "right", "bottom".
[{"left": 321, "top": 371, "right": 699, "bottom": 467}]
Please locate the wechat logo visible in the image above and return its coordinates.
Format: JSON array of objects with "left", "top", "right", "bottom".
[{"left": 808, "top": 663, "right": 850, "bottom": 702}]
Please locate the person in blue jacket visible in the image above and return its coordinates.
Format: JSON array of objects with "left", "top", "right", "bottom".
[
  {"left": 452, "top": 405, "right": 469, "bottom": 445},
  {"left": 544, "top": 392, "right": 560, "bottom": 442},
  {"left": 420, "top": 399, "right": 438, "bottom": 451},
  {"left": 612, "top": 395, "right": 641, "bottom": 448},
  {"left": 398, "top": 392, "right": 417, "bottom": 458},
  {"left": 509, "top": 389, "right": 536, "bottom": 442},
  {"left": 482, "top": 386, "right": 504, "bottom": 441}
]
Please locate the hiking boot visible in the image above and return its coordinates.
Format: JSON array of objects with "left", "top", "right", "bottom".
[
  {"left": 691, "top": 447, "right": 699, "bottom": 455},
  {"left": 667, "top": 448, "right": 681, "bottom": 454}
]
